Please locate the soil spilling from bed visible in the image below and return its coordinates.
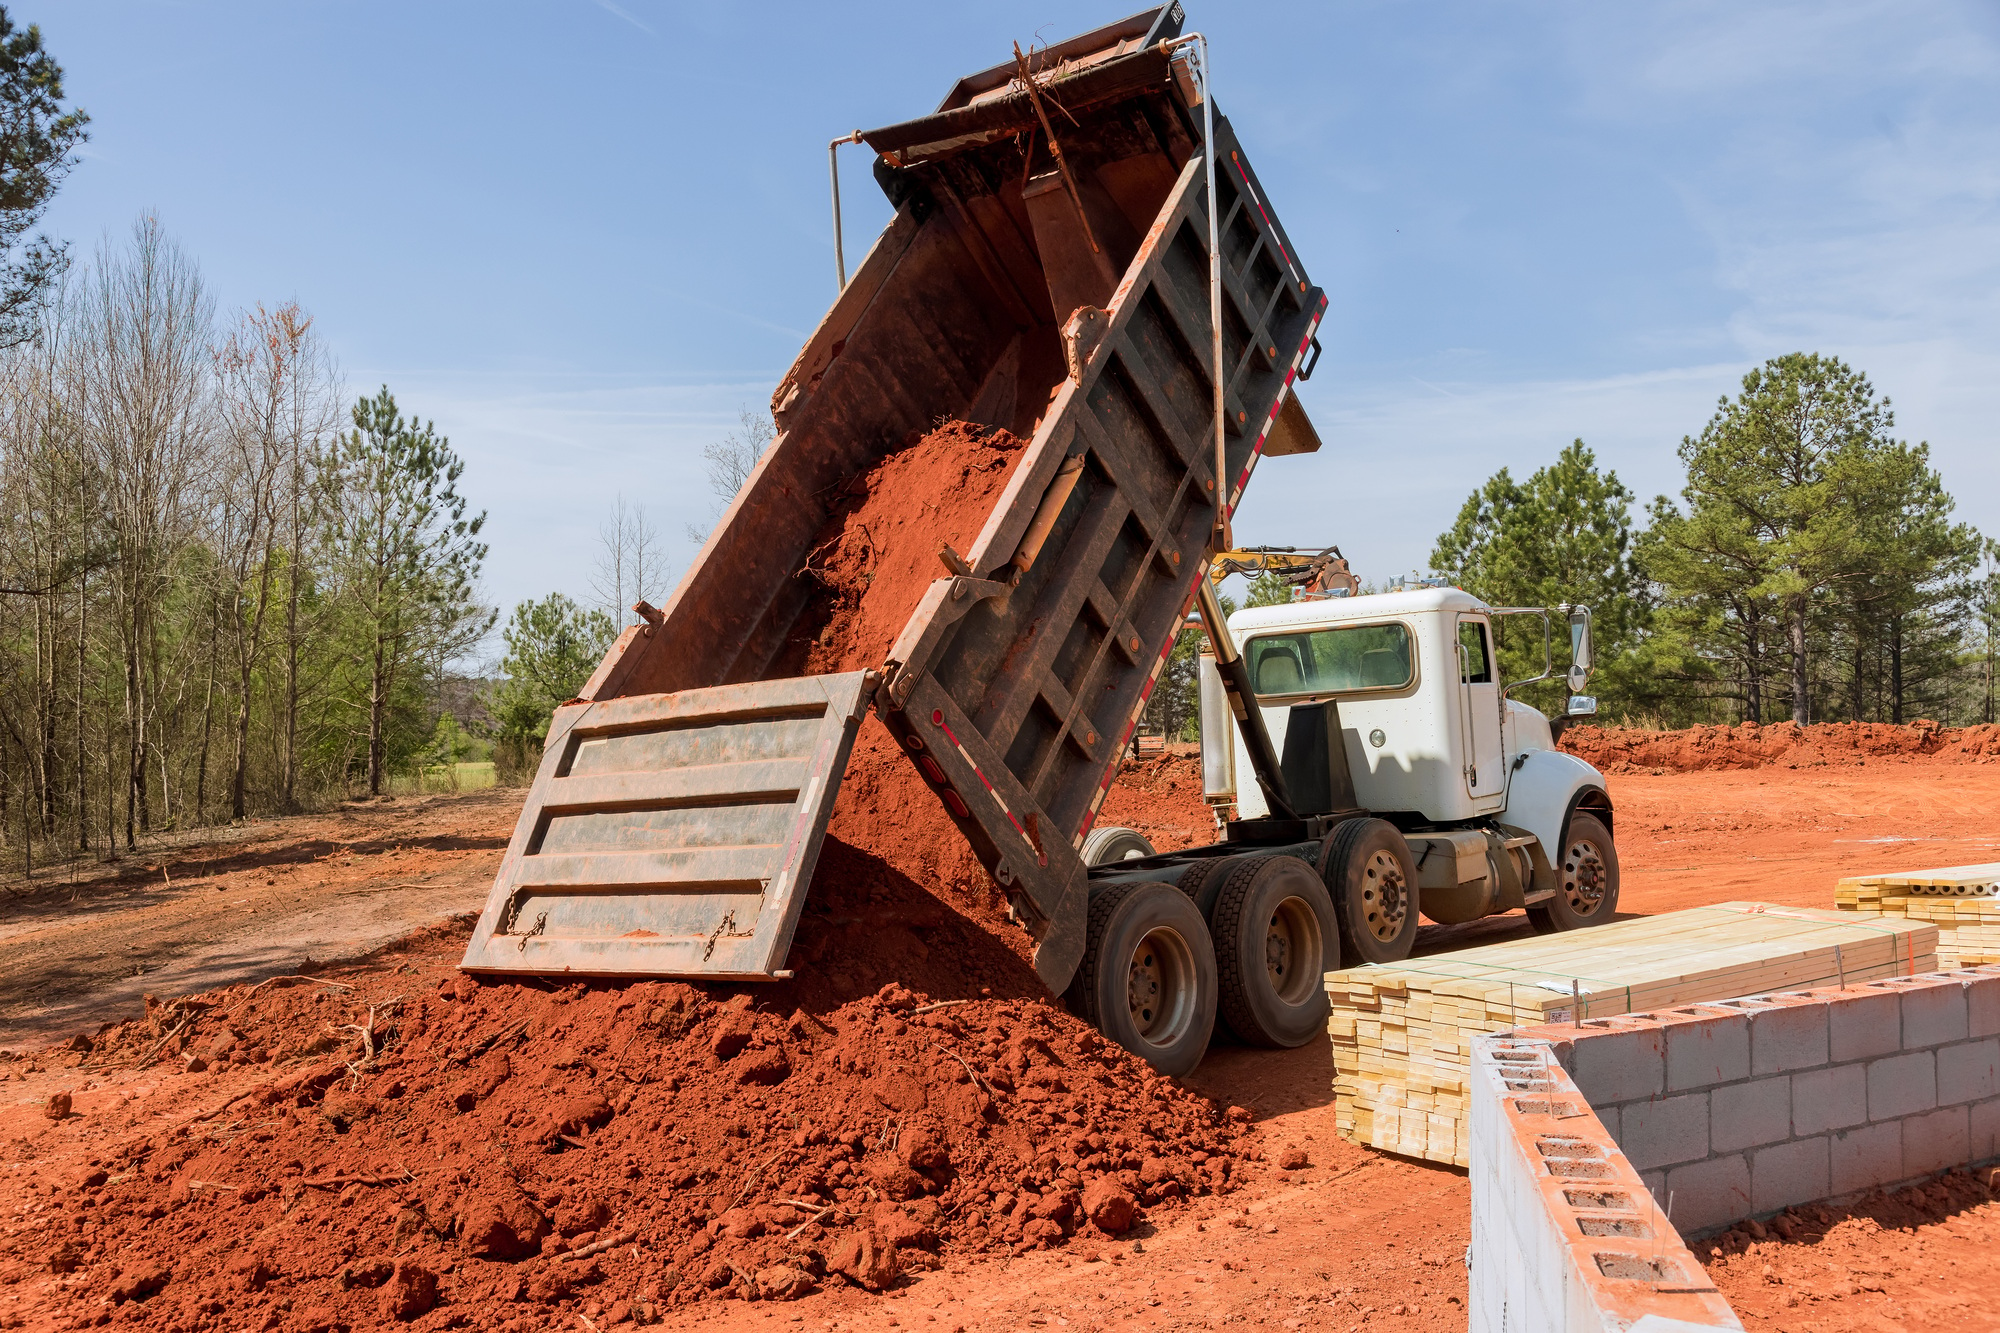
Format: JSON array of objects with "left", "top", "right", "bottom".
[{"left": 0, "top": 423, "right": 1262, "bottom": 1329}]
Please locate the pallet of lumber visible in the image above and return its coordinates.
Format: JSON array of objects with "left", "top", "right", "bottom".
[
  {"left": 1835, "top": 863, "right": 2000, "bottom": 967},
  {"left": 1324, "top": 901, "right": 1937, "bottom": 1168}
]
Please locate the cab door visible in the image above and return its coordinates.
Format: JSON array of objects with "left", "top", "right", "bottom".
[{"left": 1456, "top": 615, "right": 1504, "bottom": 801}]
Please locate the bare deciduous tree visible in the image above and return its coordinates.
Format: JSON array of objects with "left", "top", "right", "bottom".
[
  {"left": 683, "top": 406, "right": 772, "bottom": 543},
  {"left": 593, "top": 493, "right": 663, "bottom": 627}
]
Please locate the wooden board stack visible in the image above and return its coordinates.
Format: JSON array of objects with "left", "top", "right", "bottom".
[
  {"left": 1325, "top": 901, "right": 1937, "bottom": 1168},
  {"left": 1835, "top": 863, "right": 2000, "bottom": 967}
]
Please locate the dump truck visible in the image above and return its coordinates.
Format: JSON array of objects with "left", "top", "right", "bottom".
[{"left": 461, "top": 6, "right": 1618, "bottom": 1077}]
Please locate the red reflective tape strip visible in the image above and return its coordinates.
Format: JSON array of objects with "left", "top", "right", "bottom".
[
  {"left": 1230, "top": 151, "right": 1299, "bottom": 283},
  {"left": 1226, "top": 310, "right": 1327, "bottom": 515},
  {"left": 934, "top": 708, "right": 1035, "bottom": 846}
]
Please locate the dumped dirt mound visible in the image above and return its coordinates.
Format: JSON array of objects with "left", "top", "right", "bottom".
[
  {"left": 1699, "top": 1166, "right": 2000, "bottom": 1330},
  {"left": 1562, "top": 720, "right": 2000, "bottom": 774},
  {"left": 6, "top": 930, "right": 1259, "bottom": 1328}
]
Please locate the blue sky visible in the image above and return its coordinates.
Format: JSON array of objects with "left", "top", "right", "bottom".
[{"left": 34, "top": 1, "right": 2000, "bottom": 636}]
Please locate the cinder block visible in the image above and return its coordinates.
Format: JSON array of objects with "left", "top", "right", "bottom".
[
  {"left": 1902, "top": 981, "right": 1970, "bottom": 1048},
  {"left": 1664, "top": 1153, "right": 1751, "bottom": 1235},
  {"left": 1967, "top": 975, "right": 2000, "bottom": 1039},
  {"left": 1831, "top": 1121, "right": 1902, "bottom": 1195},
  {"left": 1666, "top": 1008, "right": 1751, "bottom": 1091},
  {"left": 1868, "top": 1050, "right": 1937, "bottom": 1121},
  {"left": 1641, "top": 1168, "right": 1667, "bottom": 1211},
  {"left": 1570, "top": 1026, "right": 1666, "bottom": 1104},
  {"left": 1791, "top": 1064, "right": 1868, "bottom": 1136},
  {"left": 1711, "top": 1077, "right": 1792, "bottom": 1153},
  {"left": 1619, "top": 1092, "right": 1710, "bottom": 1171},
  {"left": 1903, "top": 1105, "right": 1970, "bottom": 1177},
  {"left": 1970, "top": 1097, "right": 2000, "bottom": 1162},
  {"left": 1829, "top": 989, "right": 1903, "bottom": 1064},
  {"left": 1750, "top": 1000, "right": 1830, "bottom": 1075},
  {"left": 1595, "top": 1103, "right": 1621, "bottom": 1141},
  {"left": 1751, "top": 1136, "right": 1829, "bottom": 1214},
  {"left": 1937, "top": 1038, "right": 2000, "bottom": 1106}
]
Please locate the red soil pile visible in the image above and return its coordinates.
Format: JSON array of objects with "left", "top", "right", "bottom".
[
  {"left": 5, "top": 926, "right": 1261, "bottom": 1329},
  {"left": 1699, "top": 1166, "right": 2000, "bottom": 1330},
  {"left": 1562, "top": 720, "right": 2000, "bottom": 774}
]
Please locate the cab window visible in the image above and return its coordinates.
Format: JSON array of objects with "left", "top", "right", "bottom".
[
  {"left": 1459, "top": 620, "right": 1493, "bottom": 684},
  {"left": 1246, "top": 622, "right": 1414, "bottom": 697}
]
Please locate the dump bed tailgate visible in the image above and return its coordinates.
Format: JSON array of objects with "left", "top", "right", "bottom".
[{"left": 461, "top": 672, "right": 871, "bottom": 975}]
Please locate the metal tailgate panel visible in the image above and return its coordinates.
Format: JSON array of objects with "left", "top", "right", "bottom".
[{"left": 460, "top": 671, "right": 872, "bottom": 978}]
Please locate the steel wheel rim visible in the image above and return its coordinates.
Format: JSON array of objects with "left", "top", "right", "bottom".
[
  {"left": 1126, "top": 925, "right": 1198, "bottom": 1048},
  {"left": 1265, "top": 895, "right": 1322, "bottom": 1004},
  {"left": 1563, "top": 836, "right": 1608, "bottom": 914},
  {"left": 1360, "top": 848, "right": 1409, "bottom": 943}
]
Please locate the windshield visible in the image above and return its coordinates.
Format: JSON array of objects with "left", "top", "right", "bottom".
[{"left": 1246, "top": 622, "right": 1415, "bottom": 697}]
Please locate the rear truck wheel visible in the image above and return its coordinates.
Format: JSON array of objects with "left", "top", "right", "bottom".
[
  {"left": 1082, "top": 825, "right": 1157, "bottom": 867},
  {"left": 1527, "top": 811, "right": 1619, "bottom": 934},
  {"left": 1171, "top": 855, "right": 1243, "bottom": 918},
  {"left": 1065, "top": 881, "right": 1217, "bottom": 1077},
  {"left": 1321, "top": 817, "right": 1421, "bottom": 966},
  {"left": 1209, "top": 856, "right": 1337, "bottom": 1048}
]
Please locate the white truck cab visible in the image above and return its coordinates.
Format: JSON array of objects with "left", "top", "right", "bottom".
[{"left": 1195, "top": 586, "right": 1617, "bottom": 948}]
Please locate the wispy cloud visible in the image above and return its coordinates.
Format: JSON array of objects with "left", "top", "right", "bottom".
[{"left": 592, "top": 0, "right": 654, "bottom": 37}]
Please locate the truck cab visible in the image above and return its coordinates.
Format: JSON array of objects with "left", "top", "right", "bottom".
[{"left": 1191, "top": 585, "right": 1617, "bottom": 941}]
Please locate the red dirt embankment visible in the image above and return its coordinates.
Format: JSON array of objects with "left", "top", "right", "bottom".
[
  {"left": 1562, "top": 719, "right": 2000, "bottom": 774},
  {"left": 0, "top": 423, "right": 1275, "bottom": 1330}
]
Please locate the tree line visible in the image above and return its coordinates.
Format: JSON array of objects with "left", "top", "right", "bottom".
[
  {"left": 1432, "top": 353, "right": 1994, "bottom": 728},
  {"left": 0, "top": 219, "right": 492, "bottom": 871}
]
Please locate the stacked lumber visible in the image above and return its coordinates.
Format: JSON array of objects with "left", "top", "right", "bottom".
[
  {"left": 1325, "top": 901, "right": 1937, "bottom": 1167},
  {"left": 1836, "top": 863, "right": 2000, "bottom": 967}
]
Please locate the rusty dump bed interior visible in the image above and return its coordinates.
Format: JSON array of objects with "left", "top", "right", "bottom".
[{"left": 462, "top": 5, "right": 1329, "bottom": 988}]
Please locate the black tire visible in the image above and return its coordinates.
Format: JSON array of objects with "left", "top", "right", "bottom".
[
  {"left": 1065, "top": 881, "right": 1217, "bottom": 1077},
  {"left": 1082, "top": 825, "right": 1157, "bottom": 867},
  {"left": 1210, "top": 856, "right": 1337, "bottom": 1048},
  {"left": 1172, "top": 855, "right": 1245, "bottom": 919},
  {"left": 1527, "top": 810, "right": 1619, "bottom": 934},
  {"left": 1321, "top": 817, "right": 1421, "bottom": 965}
]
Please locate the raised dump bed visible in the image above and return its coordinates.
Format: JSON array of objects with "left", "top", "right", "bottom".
[{"left": 462, "top": 6, "right": 1329, "bottom": 991}]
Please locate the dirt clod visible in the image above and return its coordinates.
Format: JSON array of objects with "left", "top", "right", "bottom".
[
  {"left": 1083, "top": 1178, "right": 1137, "bottom": 1234},
  {"left": 378, "top": 1260, "right": 438, "bottom": 1320},
  {"left": 42, "top": 1090, "right": 70, "bottom": 1119}
]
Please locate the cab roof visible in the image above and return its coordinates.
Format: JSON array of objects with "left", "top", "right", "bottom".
[{"left": 1225, "top": 586, "right": 1489, "bottom": 635}]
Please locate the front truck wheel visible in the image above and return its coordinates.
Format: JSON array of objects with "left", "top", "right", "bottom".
[
  {"left": 1210, "top": 856, "right": 1337, "bottom": 1048},
  {"left": 1065, "top": 881, "right": 1217, "bottom": 1077},
  {"left": 1322, "top": 817, "right": 1421, "bottom": 965},
  {"left": 1527, "top": 810, "right": 1620, "bottom": 933}
]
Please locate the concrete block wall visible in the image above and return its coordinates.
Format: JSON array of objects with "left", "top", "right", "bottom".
[
  {"left": 1468, "top": 1035, "right": 1742, "bottom": 1332},
  {"left": 1522, "top": 964, "right": 2000, "bottom": 1235}
]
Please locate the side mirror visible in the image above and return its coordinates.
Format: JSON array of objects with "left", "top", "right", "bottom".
[
  {"left": 1566, "top": 694, "right": 1598, "bottom": 718},
  {"left": 1565, "top": 605, "right": 1594, "bottom": 691}
]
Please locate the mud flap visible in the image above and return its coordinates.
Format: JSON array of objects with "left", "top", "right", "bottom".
[
  {"left": 459, "top": 672, "right": 873, "bottom": 978},
  {"left": 1030, "top": 864, "right": 1091, "bottom": 994}
]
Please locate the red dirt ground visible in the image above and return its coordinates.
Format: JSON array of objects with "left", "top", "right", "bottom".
[
  {"left": 7, "top": 729, "right": 2000, "bottom": 1330},
  {"left": 1699, "top": 1168, "right": 2000, "bottom": 1332}
]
